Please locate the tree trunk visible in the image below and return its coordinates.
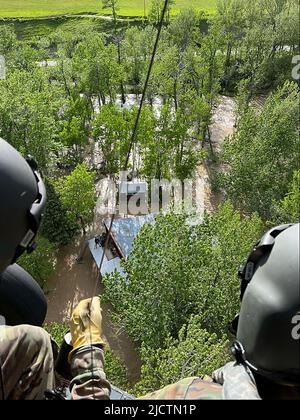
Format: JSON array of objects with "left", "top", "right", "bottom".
[
  {"left": 225, "top": 42, "right": 232, "bottom": 72},
  {"left": 61, "top": 62, "right": 71, "bottom": 97},
  {"left": 173, "top": 80, "right": 178, "bottom": 112},
  {"left": 117, "top": 41, "right": 126, "bottom": 105},
  {"left": 78, "top": 216, "right": 86, "bottom": 236},
  {"left": 97, "top": 94, "right": 102, "bottom": 110},
  {"left": 206, "top": 126, "right": 214, "bottom": 156}
]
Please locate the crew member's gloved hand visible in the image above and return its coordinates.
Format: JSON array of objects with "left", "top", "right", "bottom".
[
  {"left": 212, "top": 362, "right": 261, "bottom": 400},
  {"left": 69, "top": 297, "right": 105, "bottom": 362}
]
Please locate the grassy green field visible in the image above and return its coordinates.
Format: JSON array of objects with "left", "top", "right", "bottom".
[
  {"left": 0, "top": 0, "right": 217, "bottom": 18},
  {"left": 9, "top": 16, "right": 143, "bottom": 40}
]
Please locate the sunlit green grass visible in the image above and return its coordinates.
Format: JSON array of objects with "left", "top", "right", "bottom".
[{"left": 0, "top": 0, "right": 217, "bottom": 18}]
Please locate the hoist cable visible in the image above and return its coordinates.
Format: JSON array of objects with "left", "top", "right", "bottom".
[
  {"left": 124, "top": 0, "right": 170, "bottom": 169},
  {"left": 91, "top": 0, "right": 170, "bottom": 304},
  {"left": 88, "top": 0, "right": 170, "bottom": 400}
]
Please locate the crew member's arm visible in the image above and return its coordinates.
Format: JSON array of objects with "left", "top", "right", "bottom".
[
  {"left": 0, "top": 325, "right": 54, "bottom": 400},
  {"left": 68, "top": 297, "right": 111, "bottom": 400}
]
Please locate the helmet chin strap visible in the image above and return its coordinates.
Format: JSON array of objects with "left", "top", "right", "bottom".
[
  {"left": 231, "top": 340, "right": 256, "bottom": 371},
  {"left": 12, "top": 230, "right": 37, "bottom": 265},
  {"left": 232, "top": 340, "right": 300, "bottom": 386}
]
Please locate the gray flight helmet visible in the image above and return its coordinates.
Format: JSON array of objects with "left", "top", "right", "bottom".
[
  {"left": 234, "top": 223, "right": 300, "bottom": 385},
  {"left": 0, "top": 138, "right": 47, "bottom": 273}
]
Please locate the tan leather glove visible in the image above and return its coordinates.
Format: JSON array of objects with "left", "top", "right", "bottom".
[{"left": 69, "top": 297, "right": 106, "bottom": 362}]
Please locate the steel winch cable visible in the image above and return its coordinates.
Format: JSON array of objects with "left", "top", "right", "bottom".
[
  {"left": 87, "top": 0, "right": 170, "bottom": 399},
  {"left": 0, "top": 2, "right": 170, "bottom": 401},
  {"left": 0, "top": 1, "right": 170, "bottom": 403}
]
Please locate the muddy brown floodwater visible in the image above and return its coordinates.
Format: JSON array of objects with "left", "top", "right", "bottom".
[
  {"left": 45, "top": 233, "right": 142, "bottom": 385},
  {"left": 210, "top": 96, "right": 237, "bottom": 152},
  {"left": 197, "top": 95, "right": 236, "bottom": 213},
  {"left": 45, "top": 95, "right": 237, "bottom": 386}
]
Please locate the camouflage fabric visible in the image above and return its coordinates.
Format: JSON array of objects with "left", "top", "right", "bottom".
[
  {"left": 0, "top": 326, "right": 110, "bottom": 400},
  {"left": 140, "top": 377, "right": 223, "bottom": 400},
  {"left": 212, "top": 362, "right": 261, "bottom": 400},
  {"left": 70, "top": 345, "right": 111, "bottom": 400},
  {"left": 0, "top": 325, "right": 261, "bottom": 401},
  {"left": 140, "top": 363, "right": 262, "bottom": 400},
  {"left": 0, "top": 325, "right": 54, "bottom": 400}
]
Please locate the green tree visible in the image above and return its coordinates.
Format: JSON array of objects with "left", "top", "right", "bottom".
[
  {"left": 0, "top": 25, "right": 17, "bottom": 55},
  {"left": 59, "top": 92, "right": 92, "bottom": 164},
  {"left": 149, "top": 0, "right": 175, "bottom": 25},
  {"left": 7, "top": 41, "right": 40, "bottom": 72},
  {"left": 138, "top": 104, "right": 204, "bottom": 181},
  {"left": 148, "top": 45, "right": 181, "bottom": 108},
  {"left": 101, "top": 0, "right": 126, "bottom": 103},
  {"left": 218, "top": 82, "right": 300, "bottom": 220},
  {"left": 133, "top": 316, "right": 230, "bottom": 396},
  {"left": 0, "top": 68, "right": 63, "bottom": 172},
  {"left": 103, "top": 203, "right": 263, "bottom": 348},
  {"left": 215, "top": 0, "right": 246, "bottom": 91},
  {"left": 92, "top": 105, "right": 135, "bottom": 174},
  {"left": 19, "top": 237, "right": 57, "bottom": 289},
  {"left": 41, "top": 179, "right": 80, "bottom": 246},
  {"left": 44, "top": 322, "right": 69, "bottom": 346},
  {"left": 73, "top": 33, "right": 122, "bottom": 110},
  {"left": 278, "top": 171, "right": 300, "bottom": 223},
  {"left": 271, "top": 170, "right": 300, "bottom": 224},
  {"left": 56, "top": 164, "right": 97, "bottom": 235},
  {"left": 122, "top": 26, "right": 156, "bottom": 95},
  {"left": 102, "top": 0, "right": 119, "bottom": 23},
  {"left": 105, "top": 351, "right": 129, "bottom": 390},
  {"left": 169, "top": 9, "right": 200, "bottom": 53},
  {"left": 215, "top": 0, "right": 298, "bottom": 91}
]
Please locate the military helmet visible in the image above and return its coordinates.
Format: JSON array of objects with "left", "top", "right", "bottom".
[
  {"left": 233, "top": 223, "right": 300, "bottom": 385},
  {"left": 0, "top": 138, "right": 46, "bottom": 273}
]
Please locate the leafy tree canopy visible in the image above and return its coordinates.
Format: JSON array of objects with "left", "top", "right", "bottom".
[
  {"left": 55, "top": 164, "right": 97, "bottom": 232},
  {"left": 103, "top": 202, "right": 263, "bottom": 348},
  {"left": 218, "top": 82, "right": 299, "bottom": 220},
  {"left": 19, "top": 236, "right": 57, "bottom": 289},
  {"left": 133, "top": 315, "right": 230, "bottom": 396}
]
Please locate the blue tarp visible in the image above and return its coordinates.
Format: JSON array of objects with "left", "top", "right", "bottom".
[
  {"left": 88, "top": 239, "right": 125, "bottom": 278},
  {"left": 88, "top": 239, "right": 107, "bottom": 269},
  {"left": 88, "top": 215, "right": 155, "bottom": 279},
  {"left": 104, "top": 214, "right": 155, "bottom": 258},
  {"left": 100, "top": 256, "right": 126, "bottom": 278}
]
